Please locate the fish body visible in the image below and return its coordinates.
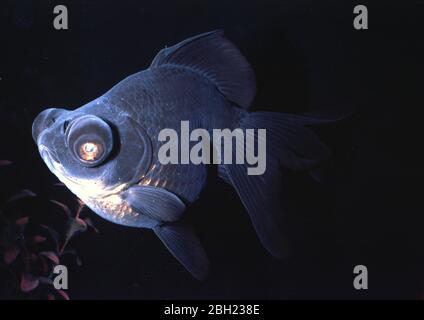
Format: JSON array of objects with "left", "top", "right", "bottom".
[{"left": 33, "top": 31, "right": 333, "bottom": 279}]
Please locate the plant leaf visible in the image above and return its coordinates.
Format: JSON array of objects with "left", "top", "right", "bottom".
[
  {"left": 38, "top": 276, "right": 53, "bottom": 285},
  {"left": 76, "top": 256, "right": 82, "bottom": 267},
  {"left": 15, "top": 216, "right": 29, "bottom": 226},
  {"left": 50, "top": 200, "right": 72, "bottom": 217},
  {"left": 40, "top": 224, "right": 60, "bottom": 252},
  {"left": 0, "top": 160, "right": 12, "bottom": 166},
  {"left": 39, "top": 251, "right": 60, "bottom": 265},
  {"left": 66, "top": 217, "right": 87, "bottom": 241},
  {"left": 56, "top": 289, "right": 70, "bottom": 300},
  {"left": 20, "top": 273, "right": 40, "bottom": 292},
  {"left": 8, "top": 189, "right": 36, "bottom": 203},
  {"left": 63, "top": 249, "right": 83, "bottom": 266},
  {"left": 74, "top": 199, "right": 86, "bottom": 217},
  {"left": 40, "top": 255, "right": 49, "bottom": 273},
  {"left": 32, "top": 235, "right": 47, "bottom": 243},
  {"left": 3, "top": 245, "right": 20, "bottom": 264},
  {"left": 83, "top": 217, "right": 99, "bottom": 234}
]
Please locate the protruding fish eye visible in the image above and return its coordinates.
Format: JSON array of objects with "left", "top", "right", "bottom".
[{"left": 66, "top": 115, "right": 113, "bottom": 167}]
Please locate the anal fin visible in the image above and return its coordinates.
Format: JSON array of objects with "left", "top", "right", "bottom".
[{"left": 153, "top": 223, "right": 210, "bottom": 280}]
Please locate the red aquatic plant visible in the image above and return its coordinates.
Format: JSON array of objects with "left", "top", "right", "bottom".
[{"left": 0, "top": 160, "right": 98, "bottom": 299}]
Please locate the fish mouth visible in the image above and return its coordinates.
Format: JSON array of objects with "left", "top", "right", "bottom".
[{"left": 32, "top": 108, "right": 68, "bottom": 143}]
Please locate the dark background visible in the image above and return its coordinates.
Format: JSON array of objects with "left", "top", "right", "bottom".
[{"left": 0, "top": 0, "right": 423, "bottom": 299}]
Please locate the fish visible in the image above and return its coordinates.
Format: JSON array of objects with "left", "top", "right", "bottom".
[{"left": 32, "top": 30, "right": 335, "bottom": 280}]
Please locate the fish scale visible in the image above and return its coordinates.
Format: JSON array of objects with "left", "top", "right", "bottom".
[{"left": 104, "top": 66, "right": 232, "bottom": 202}]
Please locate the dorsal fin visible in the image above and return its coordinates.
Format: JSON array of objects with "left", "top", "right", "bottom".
[{"left": 150, "top": 30, "right": 256, "bottom": 109}]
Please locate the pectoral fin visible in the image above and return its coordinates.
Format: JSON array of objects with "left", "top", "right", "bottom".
[
  {"left": 153, "top": 223, "right": 210, "bottom": 280},
  {"left": 122, "top": 185, "right": 185, "bottom": 223}
]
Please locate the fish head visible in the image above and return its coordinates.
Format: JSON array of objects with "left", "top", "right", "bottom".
[{"left": 32, "top": 102, "right": 152, "bottom": 202}]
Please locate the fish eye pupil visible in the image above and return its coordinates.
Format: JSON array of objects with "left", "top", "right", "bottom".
[
  {"left": 84, "top": 143, "right": 96, "bottom": 153},
  {"left": 79, "top": 142, "right": 102, "bottom": 162}
]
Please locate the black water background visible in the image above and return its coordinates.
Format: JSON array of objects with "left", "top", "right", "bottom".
[{"left": 0, "top": 0, "right": 423, "bottom": 299}]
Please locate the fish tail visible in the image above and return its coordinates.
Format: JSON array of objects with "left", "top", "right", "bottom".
[{"left": 218, "top": 111, "right": 338, "bottom": 258}]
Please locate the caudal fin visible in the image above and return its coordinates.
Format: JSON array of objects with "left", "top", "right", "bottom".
[{"left": 218, "top": 112, "right": 334, "bottom": 258}]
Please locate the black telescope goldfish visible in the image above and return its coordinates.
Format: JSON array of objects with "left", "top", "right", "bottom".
[{"left": 32, "top": 31, "right": 334, "bottom": 280}]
